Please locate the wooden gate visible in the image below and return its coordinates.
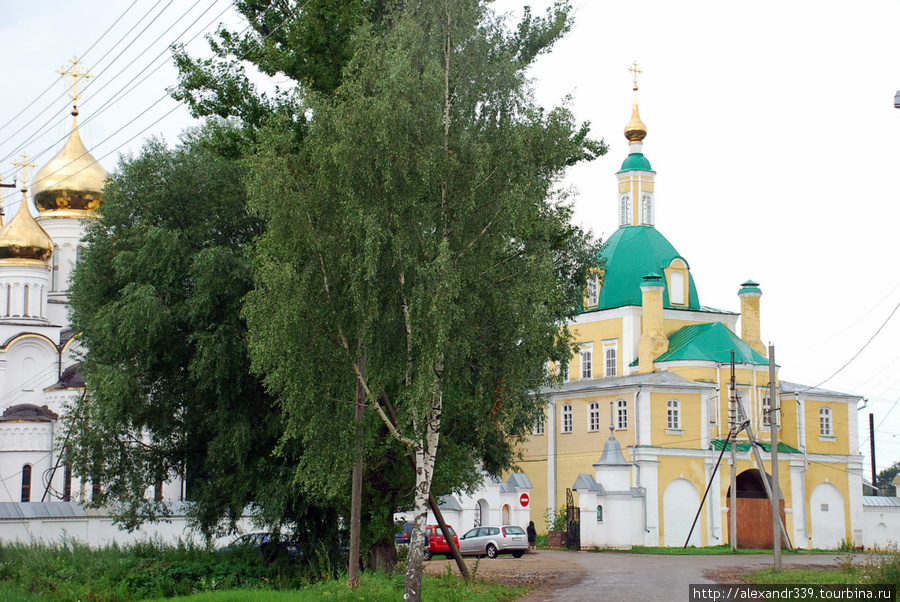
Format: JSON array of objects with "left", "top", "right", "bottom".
[{"left": 727, "top": 497, "right": 786, "bottom": 549}]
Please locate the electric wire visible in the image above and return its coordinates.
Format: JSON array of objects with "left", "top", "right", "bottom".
[
  {"left": 0, "top": 0, "right": 221, "bottom": 186},
  {"left": 0, "top": 0, "right": 142, "bottom": 138},
  {"left": 3, "top": 1, "right": 292, "bottom": 207},
  {"left": 0, "top": 0, "right": 177, "bottom": 163}
]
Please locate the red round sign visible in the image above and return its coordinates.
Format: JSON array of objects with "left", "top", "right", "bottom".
[{"left": 519, "top": 493, "right": 530, "bottom": 507}]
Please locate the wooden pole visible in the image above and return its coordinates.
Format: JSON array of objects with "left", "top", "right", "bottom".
[{"left": 769, "top": 344, "right": 781, "bottom": 571}]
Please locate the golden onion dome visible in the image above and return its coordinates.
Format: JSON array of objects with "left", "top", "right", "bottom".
[
  {"left": 32, "top": 111, "right": 107, "bottom": 217},
  {"left": 0, "top": 192, "right": 54, "bottom": 264},
  {"left": 624, "top": 84, "right": 647, "bottom": 143}
]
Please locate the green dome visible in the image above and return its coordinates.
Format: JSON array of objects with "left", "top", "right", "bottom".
[
  {"left": 618, "top": 153, "right": 654, "bottom": 173},
  {"left": 596, "top": 226, "right": 700, "bottom": 310}
]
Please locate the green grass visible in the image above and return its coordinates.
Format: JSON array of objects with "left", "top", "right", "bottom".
[
  {"left": 145, "top": 571, "right": 524, "bottom": 601},
  {"left": 615, "top": 545, "right": 839, "bottom": 555},
  {"left": 748, "top": 567, "right": 863, "bottom": 585}
]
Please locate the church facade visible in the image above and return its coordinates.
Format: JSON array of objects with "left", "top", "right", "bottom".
[{"left": 519, "top": 73, "right": 865, "bottom": 550}]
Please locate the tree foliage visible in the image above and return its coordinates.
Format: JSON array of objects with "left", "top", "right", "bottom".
[
  {"left": 241, "top": 1, "right": 605, "bottom": 595},
  {"left": 876, "top": 461, "right": 900, "bottom": 496},
  {"left": 66, "top": 123, "right": 340, "bottom": 552}
]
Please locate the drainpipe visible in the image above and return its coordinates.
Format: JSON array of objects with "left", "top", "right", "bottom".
[
  {"left": 548, "top": 399, "right": 557, "bottom": 514},
  {"left": 634, "top": 385, "right": 649, "bottom": 533}
]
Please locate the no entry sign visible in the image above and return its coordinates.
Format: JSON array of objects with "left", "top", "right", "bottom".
[{"left": 519, "top": 493, "right": 530, "bottom": 507}]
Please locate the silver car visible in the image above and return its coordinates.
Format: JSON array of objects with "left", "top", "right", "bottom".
[{"left": 458, "top": 525, "right": 528, "bottom": 558}]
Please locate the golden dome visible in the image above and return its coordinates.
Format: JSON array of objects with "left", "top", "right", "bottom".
[
  {"left": 0, "top": 192, "right": 54, "bottom": 264},
  {"left": 624, "top": 84, "right": 647, "bottom": 143},
  {"left": 32, "top": 112, "right": 107, "bottom": 217}
]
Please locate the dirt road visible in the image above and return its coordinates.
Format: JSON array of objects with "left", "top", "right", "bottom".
[{"left": 423, "top": 550, "right": 853, "bottom": 601}]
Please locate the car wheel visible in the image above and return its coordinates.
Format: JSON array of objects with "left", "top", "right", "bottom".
[
  {"left": 486, "top": 544, "right": 498, "bottom": 559},
  {"left": 423, "top": 548, "right": 432, "bottom": 561},
  {"left": 512, "top": 551, "right": 524, "bottom": 559}
]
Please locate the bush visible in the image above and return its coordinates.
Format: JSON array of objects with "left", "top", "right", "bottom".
[
  {"left": 544, "top": 507, "right": 567, "bottom": 532},
  {"left": 861, "top": 545, "right": 900, "bottom": 588},
  {"left": 0, "top": 538, "right": 317, "bottom": 601}
]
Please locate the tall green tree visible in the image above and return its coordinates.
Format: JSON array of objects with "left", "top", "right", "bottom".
[
  {"left": 243, "top": 1, "right": 605, "bottom": 597},
  {"left": 65, "top": 123, "right": 341, "bottom": 559}
]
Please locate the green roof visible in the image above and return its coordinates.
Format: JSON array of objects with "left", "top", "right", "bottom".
[
  {"left": 596, "top": 226, "right": 700, "bottom": 310},
  {"left": 618, "top": 153, "right": 654, "bottom": 172},
  {"left": 654, "top": 322, "right": 768, "bottom": 365},
  {"left": 710, "top": 440, "right": 802, "bottom": 454}
]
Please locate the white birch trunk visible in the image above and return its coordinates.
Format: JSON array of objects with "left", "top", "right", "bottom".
[{"left": 403, "top": 396, "right": 442, "bottom": 602}]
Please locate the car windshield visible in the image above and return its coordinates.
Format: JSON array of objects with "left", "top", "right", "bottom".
[
  {"left": 462, "top": 529, "right": 478, "bottom": 539},
  {"left": 504, "top": 526, "right": 525, "bottom": 535}
]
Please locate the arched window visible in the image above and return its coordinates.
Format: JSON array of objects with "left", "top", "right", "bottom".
[
  {"left": 562, "top": 404, "right": 573, "bottom": 433},
  {"left": 588, "top": 402, "right": 600, "bottom": 432},
  {"left": 22, "top": 285, "right": 29, "bottom": 317},
  {"left": 63, "top": 464, "right": 72, "bottom": 502},
  {"left": 580, "top": 346, "right": 592, "bottom": 380},
  {"left": 641, "top": 193, "right": 653, "bottom": 225},
  {"left": 4, "top": 284, "right": 9, "bottom": 316},
  {"left": 596, "top": 505, "right": 604, "bottom": 523},
  {"left": 820, "top": 407, "right": 833, "bottom": 437},
  {"left": 670, "top": 271, "right": 685, "bottom": 305},
  {"left": 51, "top": 246, "right": 60, "bottom": 291},
  {"left": 21, "top": 464, "right": 32, "bottom": 502},
  {"left": 617, "top": 399, "right": 628, "bottom": 429},
  {"left": 154, "top": 480, "right": 164, "bottom": 502},
  {"left": 619, "top": 195, "right": 631, "bottom": 226},
  {"left": 667, "top": 399, "right": 681, "bottom": 430},
  {"left": 605, "top": 347, "right": 617, "bottom": 377}
]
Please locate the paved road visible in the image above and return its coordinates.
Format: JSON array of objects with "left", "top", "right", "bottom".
[{"left": 518, "top": 551, "right": 851, "bottom": 602}]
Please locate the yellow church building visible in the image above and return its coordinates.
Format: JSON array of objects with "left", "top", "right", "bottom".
[{"left": 519, "top": 72, "right": 864, "bottom": 550}]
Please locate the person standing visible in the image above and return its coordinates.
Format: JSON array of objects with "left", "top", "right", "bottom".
[{"left": 527, "top": 520, "right": 537, "bottom": 553}]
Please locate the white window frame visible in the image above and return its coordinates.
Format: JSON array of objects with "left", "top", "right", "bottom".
[
  {"left": 587, "top": 273, "right": 598, "bottom": 306},
  {"left": 534, "top": 412, "right": 545, "bottom": 436},
  {"left": 616, "top": 399, "right": 628, "bottom": 430},
  {"left": 640, "top": 193, "right": 653, "bottom": 225},
  {"left": 580, "top": 344, "right": 593, "bottom": 380},
  {"left": 588, "top": 402, "right": 600, "bottom": 432},
  {"left": 669, "top": 270, "right": 685, "bottom": 305},
  {"left": 666, "top": 399, "right": 682, "bottom": 433},
  {"left": 819, "top": 407, "right": 834, "bottom": 439},
  {"left": 562, "top": 404, "right": 573, "bottom": 434},
  {"left": 619, "top": 194, "right": 632, "bottom": 226},
  {"left": 604, "top": 346, "right": 617, "bottom": 377}
]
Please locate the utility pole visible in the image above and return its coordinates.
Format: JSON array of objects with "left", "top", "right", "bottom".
[
  {"left": 729, "top": 351, "right": 738, "bottom": 552},
  {"left": 870, "top": 414, "right": 877, "bottom": 493},
  {"left": 769, "top": 344, "right": 781, "bottom": 571}
]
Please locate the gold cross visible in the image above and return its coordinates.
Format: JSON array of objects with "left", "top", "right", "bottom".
[
  {"left": 13, "top": 154, "right": 37, "bottom": 190},
  {"left": 629, "top": 61, "right": 642, "bottom": 89},
  {"left": 57, "top": 56, "right": 92, "bottom": 109}
]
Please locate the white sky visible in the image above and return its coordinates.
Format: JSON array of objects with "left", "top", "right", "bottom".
[{"left": 2, "top": 0, "right": 900, "bottom": 479}]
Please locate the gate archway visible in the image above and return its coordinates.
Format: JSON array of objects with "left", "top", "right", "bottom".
[{"left": 726, "top": 469, "right": 785, "bottom": 549}]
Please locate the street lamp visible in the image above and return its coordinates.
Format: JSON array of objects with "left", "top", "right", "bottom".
[{"left": 895, "top": 90, "right": 900, "bottom": 108}]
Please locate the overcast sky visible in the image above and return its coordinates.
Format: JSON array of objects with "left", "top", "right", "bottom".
[{"left": 2, "top": 1, "right": 900, "bottom": 477}]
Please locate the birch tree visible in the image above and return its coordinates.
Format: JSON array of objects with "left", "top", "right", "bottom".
[{"left": 244, "top": 1, "right": 604, "bottom": 598}]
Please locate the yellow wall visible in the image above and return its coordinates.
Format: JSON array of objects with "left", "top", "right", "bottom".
[{"left": 804, "top": 400, "right": 849, "bottom": 455}]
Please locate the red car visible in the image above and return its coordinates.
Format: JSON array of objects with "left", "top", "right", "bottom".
[{"left": 423, "top": 524, "right": 459, "bottom": 560}]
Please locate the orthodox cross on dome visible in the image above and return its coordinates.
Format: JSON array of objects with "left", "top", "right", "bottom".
[
  {"left": 57, "top": 56, "right": 92, "bottom": 113},
  {"left": 12, "top": 154, "right": 37, "bottom": 192},
  {"left": 629, "top": 61, "right": 642, "bottom": 90}
]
